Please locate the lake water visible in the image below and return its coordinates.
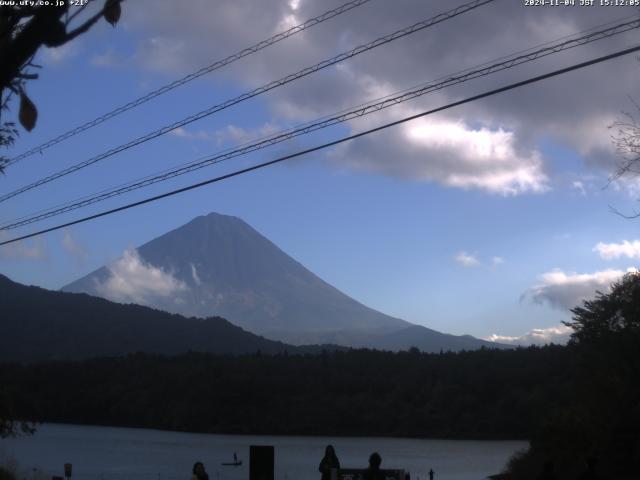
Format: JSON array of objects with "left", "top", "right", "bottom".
[{"left": 0, "top": 424, "right": 527, "bottom": 480}]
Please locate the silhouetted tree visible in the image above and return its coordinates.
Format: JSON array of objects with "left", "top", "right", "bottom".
[
  {"left": 608, "top": 99, "right": 640, "bottom": 217},
  {"left": 0, "top": 2, "right": 124, "bottom": 430},
  {"left": 0, "top": 0, "right": 123, "bottom": 172},
  {"left": 0, "top": 386, "right": 34, "bottom": 438},
  {"left": 506, "top": 272, "right": 640, "bottom": 479},
  {"left": 0, "top": 346, "right": 570, "bottom": 439},
  {"left": 564, "top": 271, "right": 640, "bottom": 344}
]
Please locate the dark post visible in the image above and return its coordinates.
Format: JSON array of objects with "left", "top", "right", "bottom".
[{"left": 249, "top": 445, "right": 274, "bottom": 480}]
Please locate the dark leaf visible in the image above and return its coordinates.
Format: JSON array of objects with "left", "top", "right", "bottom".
[
  {"left": 19, "top": 92, "right": 37, "bottom": 132},
  {"left": 43, "top": 19, "right": 67, "bottom": 47},
  {"left": 104, "top": 1, "right": 121, "bottom": 27}
]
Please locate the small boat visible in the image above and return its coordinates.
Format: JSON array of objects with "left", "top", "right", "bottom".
[{"left": 222, "top": 453, "right": 242, "bottom": 467}]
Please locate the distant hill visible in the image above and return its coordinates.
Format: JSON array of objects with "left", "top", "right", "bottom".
[
  {"left": 0, "top": 274, "right": 329, "bottom": 362},
  {"left": 62, "top": 212, "right": 509, "bottom": 352},
  {"left": 354, "top": 325, "right": 506, "bottom": 352}
]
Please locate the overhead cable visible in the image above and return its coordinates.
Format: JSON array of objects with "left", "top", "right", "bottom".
[
  {"left": 0, "top": 0, "right": 495, "bottom": 203},
  {"left": 3, "top": 17, "right": 638, "bottom": 230},
  {"left": 3, "top": 0, "right": 375, "bottom": 167},
  {"left": 2, "top": 43, "right": 639, "bottom": 246}
]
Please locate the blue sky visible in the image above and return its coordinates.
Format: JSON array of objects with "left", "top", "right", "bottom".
[{"left": 1, "top": 0, "right": 640, "bottom": 344}]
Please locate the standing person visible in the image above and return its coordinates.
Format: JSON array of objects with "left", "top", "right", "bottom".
[
  {"left": 192, "top": 462, "right": 209, "bottom": 480},
  {"left": 319, "top": 444, "right": 341, "bottom": 480},
  {"left": 363, "top": 452, "right": 384, "bottom": 480},
  {"left": 428, "top": 468, "right": 434, "bottom": 480}
]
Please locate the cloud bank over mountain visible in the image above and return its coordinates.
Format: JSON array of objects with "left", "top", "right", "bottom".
[{"left": 94, "top": 249, "right": 188, "bottom": 305}]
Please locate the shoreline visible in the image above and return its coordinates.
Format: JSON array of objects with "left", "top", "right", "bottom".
[{"left": 16, "top": 421, "right": 530, "bottom": 443}]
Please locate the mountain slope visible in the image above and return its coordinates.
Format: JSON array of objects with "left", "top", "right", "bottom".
[
  {"left": 365, "top": 325, "right": 503, "bottom": 351},
  {"left": 63, "top": 212, "right": 410, "bottom": 344},
  {"left": 0, "top": 274, "right": 323, "bottom": 362},
  {"left": 62, "top": 212, "right": 508, "bottom": 351}
]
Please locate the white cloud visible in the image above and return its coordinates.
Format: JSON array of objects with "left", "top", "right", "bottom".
[
  {"left": 525, "top": 268, "right": 631, "bottom": 311},
  {"left": 40, "top": 42, "right": 82, "bottom": 65},
  {"left": 134, "top": 36, "right": 190, "bottom": 73},
  {"left": 91, "top": 49, "right": 124, "bottom": 68},
  {"left": 492, "top": 256, "right": 504, "bottom": 266},
  {"left": 609, "top": 176, "right": 640, "bottom": 200},
  {"left": 62, "top": 230, "right": 88, "bottom": 261},
  {"left": 406, "top": 119, "right": 548, "bottom": 195},
  {"left": 334, "top": 110, "right": 549, "bottom": 195},
  {"left": 95, "top": 249, "right": 187, "bottom": 305},
  {"left": 276, "top": 13, "right": 300, "bottom": 31},
  {"left": 572, "top": 180, "right": 586, "bottom": 196},
  {"left": 190, "top": 263, "right": 202, "bottom": 286},
  {"left": 170, "top": 122, "right": 281, "bottom": 147},
  {"left": 170, "top": 127, "right": 217, "bottom": 142},
  {"left": 594, "top": 240, "right": 640, "bottom": 260},
  {"left": 455, "top": 251, "right": 480, "bottom": 268},
  {"left": 0, "top": 232, "right": 47, "bottom": 261},
  {"left": 219, "top": 123, "right": 282, "bottom": 144},
  {"left": 454, "top": 252, "right": 505, "bottom": 268},
  {"left": 486, "top": 324, "right": 572, "bottom": 346}
]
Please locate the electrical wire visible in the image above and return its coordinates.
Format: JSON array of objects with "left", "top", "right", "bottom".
[
  {"left": 3, "top": 0, "right": 375, "bottom": 167},
  {"left": 2, "top": 16, "right": 638, "bottom": 231},
  {"left": 2, "top": 43, "right": 639, "bottom": 247},
  {"left": 0, "top": 0, "right": 496, "bottom": 204}
]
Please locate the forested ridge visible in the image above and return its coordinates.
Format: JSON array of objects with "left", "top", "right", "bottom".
[
  {"left": 2, "top": 275, "right": 639, "bottom": 479},
  {"left": 1, "top": 346, "right": 571, "bottom": 439},
  {"left": 0, "top": 274, "right": 336, "bottom": 361}
]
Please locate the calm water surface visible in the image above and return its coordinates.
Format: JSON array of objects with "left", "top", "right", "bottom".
[{"left": 0, "top": 424, "right": 527, "bottom": 480}]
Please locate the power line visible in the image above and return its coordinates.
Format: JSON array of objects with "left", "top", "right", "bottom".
[
  {"left": 2, "top": 17, "right": 638, "bottom": 231},
  {"left": 2, "top": 0, "right": 375, "bottom": 167},
  {"left": 2, "top": 43, "right": 638, "bottom": 247},
  {"left": 0, "top": 0, "right": 496, "bottom": 204},
  {"left": 2, "top": 15, "right": 637, "bottom": 230}
]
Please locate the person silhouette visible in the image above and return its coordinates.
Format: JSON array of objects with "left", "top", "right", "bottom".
[
  {"left": 192, "top": 462, "right": 209, "bottom": 480},
  {"left": 428, "top": 468, "right": 434, "bottom": 480},
  {"left": 363, "top": 452, "right": 384, "bottom": 480},
  {"left": 318, "top": 444, "right": 341, "bottom": 480}
]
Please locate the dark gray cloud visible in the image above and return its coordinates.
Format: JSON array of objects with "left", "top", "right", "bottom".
[{"left": 120, "top": 0, "right": 640, "bottom": 193}]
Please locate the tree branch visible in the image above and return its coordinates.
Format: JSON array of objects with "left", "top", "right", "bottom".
[
  {"left": 66, "top": 3, "right": 90, "bottom": 26},
  {"left": 62, "top": 8, "right": 106, "bottom": 43},
  {"left": 609, "top": 204, "right": 640, "bottom": 219},
  {"left": 63, "top": 0, "right": 123, "bottom": 43}
]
